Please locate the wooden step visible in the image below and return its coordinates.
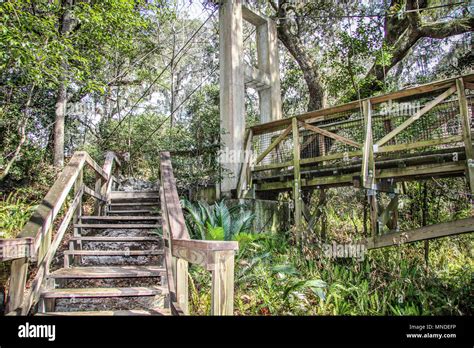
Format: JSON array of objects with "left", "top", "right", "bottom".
[
  {"left": 107, "top": 210, "right": 157, "bottom": 215},
  {"left": 80, "top": 216, "right": 160, "bottom": 221},
  {"left": 74, "top": 224, "right": 159, "bottom": 229},
  {"left": 36, "top": 308, "right": 171, "bottom": 316},
  {"left": 69, "top": 236, "right": 161, "bottom": 242},
  {"left": 109, "top": 202, "right": 159, "bottom": 207},
  {"left": 110, "top": 191, "right": 159, "bottom": 200},
  {"left": 64, "top": 250, "right": 163, "bottom": 257},
  {"left": 42, "top": 286, "right": 167, "bottom": 299},
  {"left": 48, "top": 266, "right": 166, "bottom": 279}
]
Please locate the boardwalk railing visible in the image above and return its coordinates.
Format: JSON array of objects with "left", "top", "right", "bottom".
[
  {"left": 2, "top": 151, "right": 121, "bottom": 315},
  {"left": 236, "top": 74, "right": 474, "bottom": 241},
  {"left": 246, "top": 74, "right": 474, "bottom": 188},
  {"left": 160, "top": 152, "right": 238, "bottom": 315}
]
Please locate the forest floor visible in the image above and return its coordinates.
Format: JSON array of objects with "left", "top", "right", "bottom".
[{"left": 189, "top": 232, "right": 472, "bottom": 315}]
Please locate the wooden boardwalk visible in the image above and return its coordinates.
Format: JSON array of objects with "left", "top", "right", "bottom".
[{"left": 237, "top": 74, "right": 474, "bottom": 245}]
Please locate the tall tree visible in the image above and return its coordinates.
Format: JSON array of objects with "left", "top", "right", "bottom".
[
  {"left": 364, "top": 0, "right": 474, "bottom": 93},
  {"left": 54, "top": 0, "right": 75, "bottom": 167},
  {"left": 265, "top": 0, "right": 473, "bottom": 111}
]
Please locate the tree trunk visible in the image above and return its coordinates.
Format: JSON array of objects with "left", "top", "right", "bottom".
[
  {"left": 53, "top": 0, "right": 75, "bottom": 167},
  {"left": 0, "top": 85, "right": 35, "bottom": 181},
  {"left": 273, "top": 1, "right": 325, "bottom": 111},
  {"left": 53, "top": 78, "right": 67, "bottom": 167}
]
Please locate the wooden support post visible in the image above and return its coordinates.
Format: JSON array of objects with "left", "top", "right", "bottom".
[
  {"left": 219, "top": 0, "right": 245, "bottom": 195},
  {"left": 375, "top": 86, "right": 457, "bottom": 147},
  {"left": 5, "top": 257, "right": 28, "bottom": 313},
  {"left": 94, "top": 174, "right": 102, "bottom": 215},
  {"left": 378, "top": 192, "right": 399, "bottom": 232},
  {"left": 387, "top": 194, "right": 399, "bottom": 231},
  {"left": 292, "top": 117, "right": 302, "bottom": 243},
  {"left": 300, "top": 122, "right": 362, "bottom": 148},
  {"left": 362, "top": 100, "right": 378, "bottom": 236},
  {"left": 369, "top": 194, "right": 378, "bottom": 237},
  {"left": 456, "top": 78, "right": 474, "bottom": 194},
  {"left": 37, "top": 226, "right": 52, "bottom": 265},
  {"left": 73, "top": 170, "right": 83, "bottom": 264},
  {"left": 211, "top": 250, "right": 235, "bottom": 315},
  {"left": 176, "top": 258, "right": 189, "bottom": 315},
  {"left": 44, "top": 298, "right": 55, "bottom": 313},
  {"left": 362, "top": 100, "right": 375, "bottom": 189}
]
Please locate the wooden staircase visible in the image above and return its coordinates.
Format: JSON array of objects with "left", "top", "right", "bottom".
[
  {"left": 3, "top": 150, "right": 238, "bottom": 316},
  {"left": 37, "top": 190, "right": 171, "bottom": 316}
]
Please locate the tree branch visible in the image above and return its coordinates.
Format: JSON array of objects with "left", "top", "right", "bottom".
[
  {"left": 363, "top": 0, "right": 473, "bottom": 96},
  {"left": 419, "top": 16, "right": 474, "bottom": 39}
]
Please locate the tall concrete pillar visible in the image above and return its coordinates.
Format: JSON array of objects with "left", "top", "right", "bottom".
[
  {"left": 257, "top": 19, "right": 282, "bottom": 123},
  {"left": 219, "top": 1, "right": 282, "bottom": 196},
  {"left": 219, "top": 0, "right": 245, "bottom": 196}
]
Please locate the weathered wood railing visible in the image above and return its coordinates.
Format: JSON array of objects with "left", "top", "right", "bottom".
[
  {"left": 2, "top": 150, "right": 121, "bottom": 315},
  {"left": 160, "top": 152, "right": 238, "bottom": 315},
  {"left": 237, "top": 73, "right": 474, "bottom": 243},
  {"left": 247, "top": 74, "right": 474, "bottom": 188}
]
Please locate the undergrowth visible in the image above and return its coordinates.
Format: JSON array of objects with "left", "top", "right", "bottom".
[
  {"left": 0, "top": 192, "right": 38, "bottom": 239},
  {"left": 188, "top": 230, "right": 473, "bottom": 316}
]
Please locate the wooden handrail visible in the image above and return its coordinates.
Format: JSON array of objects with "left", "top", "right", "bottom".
[
  {"left": 160, "top": 151, "right": 238, "bottom": 315},
  {"left": 250, "top": 73, "right": 474, "bottom": 135},
  {"left": 248, "top": 77, "right": 474, "bottom": 241},
  {"left": 5, "top": 150, "right": 121, "bottom": 314},
  {"left": 251, "top": 78, "right": 471, "bottom": 176}
]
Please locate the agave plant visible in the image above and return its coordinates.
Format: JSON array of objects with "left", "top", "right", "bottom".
[{"left": 181, "top": 198, "right": 255, "bottom": 241}]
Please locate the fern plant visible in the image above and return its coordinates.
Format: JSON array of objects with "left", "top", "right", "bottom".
[
  {"left": 0, "top": 192, "right": 37, "bottom": 238},
  {"left": 181, "top": 198, "right": 255, "bottom": 241}
]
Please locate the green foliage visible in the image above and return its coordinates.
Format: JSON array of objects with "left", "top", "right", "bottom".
[
  {"left": 0, "top": 192, "right": 37, "bottom": 238},
  {"left": 0, "top": 0, "right": 174, "bottom": 184},
  {"left": 0, "top": 0, "right": 168, "bottom": 90},
  {"left": 323, "top": 17, "right": 392, "bottom": 103},
  {"left": 189, "top": 231, "right": 473, "bottom": 315},
  {"left": 187, "top": 180, "right": 472, "bottom": 316},
  {"left": 181, "top": 199, "right": 256, "bottom": 241}
]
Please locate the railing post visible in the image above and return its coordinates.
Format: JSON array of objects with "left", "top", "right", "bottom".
[
  {"left": 74, "top": 169, "right": 83, "bottom": 234},
  {"left": 292, "top": 117, "right": 302, "bottom": 243},
  {"left": 362, "top": 99, "right": 378, "bottom": 236},
  {"left": 176, "top": 258, "right": 189, "bottom": 315},
  {"left": 237, "top": 129, "right": 253, "bottom": 199},
  {"left": 456, "top": 78, "right": 474, "bottom": 194},
  {"left": 5, "top": 257, "right": 29, "bottom": 313},
  {"left": 211, "top": 250, "right": 235, "bottom": 315},
  {"left": 72, "top": 169, "right": 83, "bottom": 264},
  {"left": 37, "top": 226, "right": 52, "bottom": 264},
  {"left": 94, "top": 173, "right": 102, "bottom": 215}
]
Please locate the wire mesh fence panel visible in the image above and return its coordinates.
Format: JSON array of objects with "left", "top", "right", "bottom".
[
  {"left": 370, "top": 95, "right": 463, "bottom": 160},
  {"left": 252, "top": 128, "right": 294, "bottom": 166},
  {"left": 251, "top": 82, "right": 471, "bottom": 182},
  {"left": 301, "top": 109, "right": 364, "bottom": 168}
]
